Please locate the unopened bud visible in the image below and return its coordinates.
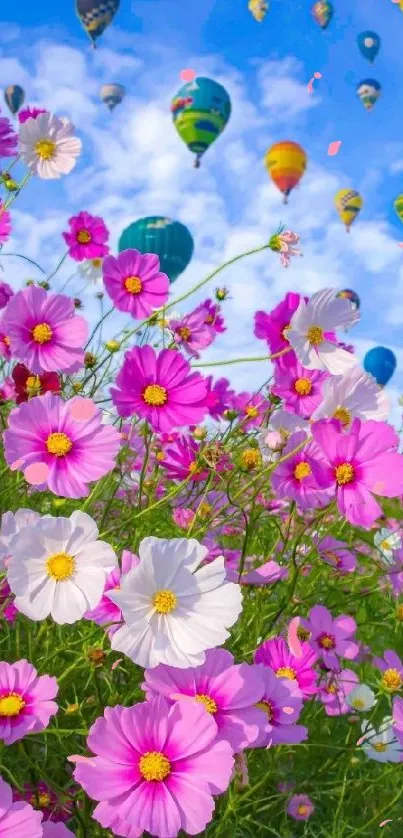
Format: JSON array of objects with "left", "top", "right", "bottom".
[
  {"left": 106, "top": 339, "right": 121, "bottom": 353},
  {"left": 84, "top": 352, "right": 97, "bottom": 369}
]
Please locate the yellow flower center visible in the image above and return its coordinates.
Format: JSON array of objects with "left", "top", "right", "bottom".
[
  {"left": 153, "top": 589, "right": 177, "bottom": 614},
  {"left": 195, "top": 694, "right": 217, "bottom": 714},
  {"left": 326, "top": 683, "right": 337, "bottom": 694},
  {"left": 76, "top": 230, "right": 91, "bottom": 244},
  {"left": 319, "top": 633, "right": 335, "bottom": 649},
  {"left": 297, "top": 626, "right": 311, "bottom": 641},
  {"left": 35, "top": 139, "right": 56, "bottom": 160},
  {"left": 351, "top": 698, "right": 365, "bottom": 709},
  {"left": 139, "top": 751, "right": 171, "bottom": 782},
  {"left": 241, "top": 448, "right": 262, "bottom": 469},
  {"left": 177, "top": 326, "right": 191, "bottom": 341},
  {"left": 46, "top": 551, "right": 75, "bottom": 581},
  {"left": 335, "top": 462, "right": 355, "bottom": 485},
  {"left": 256, "top": 700, "right": 274, "bottom": 720},
  {"left": 276, "top": 666, "right": 296, "bottom": 680},
  {"left": 143, "top": 384, "right": 168, "bottom": 406},
  {"left": 294, "top": 377, "right": 312, "bottom": 396},
  {"left": 294, "top": 461, "right": 311, "bottom": 480},
  {"left": 32, "top": 322, "right": 53, "bottom": 344},
  {"left": 0, "top": 692, "right": 25, "bottom": 717},
  {"left": 282, "top": 325, "right": 291, "bottom": 341},
  {"left": 46, "top": 432, "right": 73, "bottom": 457},
  {"left": 298, "top": 805, "right": 309, "bottom": 816},
  {"left": 156, "top": 451, "right": 165, "bottom": 461},
  {"left": 3, "top": 336, "right": 10, "bottom": 346},
  {"left": 324, "top": 550, "right": 341, "bottom": 567},
  {"left": 373, "top": 742, "right": 387, "bottom": 753},
  {"left": 124, "top": 275, "right": 142, "bottom": 295},
  {"left": 333, "top": 406, "right": 352, "bottom": 427},
  {"left": 245, "top": 405, "right": 259, "bottom": 418},
  {"left": 198, "top": 502, "right": 212, "bottom": 519},
  {"left": 307, "top": 325, "right": 324, "bottom": 346},
  {"left": 30, "top": 792, "right": 52, "bottom": 809},
  {"left": 382, "top": 668, "right": 402, "bottom": 692},
  {"left": 188, "top": 461, "right": 200, "bottom": 474},
  {"left": 26, "top": 374, "right": 41, "bottom": 396},
  {"left": 91, "top": 258, "right": 102, "bottom": 268},
  {"left": 205, "top": 314, "right": 214, "bottom": 324}
]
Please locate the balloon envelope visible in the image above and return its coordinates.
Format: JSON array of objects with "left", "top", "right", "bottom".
[
  {"left": 312, "top": 1, "right": 333, "bottom": 29},
  {"left": 171, "top": 77, "right": 231, "bottom": 167},
  {"left": 118, "top": 217, "right": 194, "bottom": 283},
  {"left": 100, "top": 83, "right": 125, "bottom": 110},
  {"left": 356, "top": 79, "right": 381, "bottom": 111},
  {"left": 248, "top": 0, "right": 269, "bottom": 21},
  {"left": 357, "top": 31, "right": 381, "bottom": 63},
  {"left": 334, "top": 189, "right": 363, "bottom": 230},
  {"left": 265, "top": 141, "right": 307, "bottom": 202},
  {"left": 394, "top": 194, "right": 403, "bottom": 225},
  {"left": 364, "top": 347, "right": 397, "bottom": 387},
  {"left": 337, "top": 289, "right": 360, "bottom": 310},
  {"left": 76, "top": 0, "right": 120, "bottom": 45},
  {"left": 4, "top": 85, "right": 25, "bottom": 115}
]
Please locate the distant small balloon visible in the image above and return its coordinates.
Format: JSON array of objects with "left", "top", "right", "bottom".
[
  {"left": 363, "top": 346, "right": 397, "bottom": 387},
  {"left": 357, "top": 31, "right": 381, "bottom": 63},
  {"left": 356, "top": 78, "right": 381, "bottom": 111},
  {"left": 337, "top": 289, "right": 360, "bottom": 310},
  {"left": 4, "top": 85, "right": 25, "bottom": 116},
  {"left": 312, "top": 1, "right": 333, "bottom": 29},
  {"left": 100, "top": 83, "right": 125, "bottom": 111}
]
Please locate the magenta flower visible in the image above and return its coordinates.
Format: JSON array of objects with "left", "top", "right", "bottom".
[
  {"left": 143, "top": 648, "right": 266, "bottom": 752},
  {"left": 194, "top": 299, "right": 226, "bottom": 333},
  {"left": 311, "top": 418, "right": 403, "bottom": 528},
  {"left": 230, "top": 391, "right": 267, "bottom": 428},
  {"left": 18, "top": 107, "right": 48, "bottom": 124},
  {"left": 287, "top": 793, "right": 314, "bottom": 821},
  {"left": 224, "top": 553, "right": 288, "bottom": 586},
  {"left": 373, "top": 650, "right": 403, "bottom": 693},
  {"left": 102, "top": 249, "right": 169, "bottom": 318},
  {"left": 318, "top": 668, "right": 359, "bottom": 716},
  {"left": 0, "top": 578, "right": 17, "bottom": 622},
  {"left": 111, "top": 346, "right": 209, "bottom": 433},
  {"left": 159, "top": 433, "right": 208, "bottom": 482},
  {"left": 42, "top": 824, "right": 75, "bottom": 837},
  {"left": 84, "top": 550, "right": 139, "bottom": 637},
  {"left": 253, "top": 665, "right": 307, "bottom": 746},
  {"left": 172, "top": 507, "right": 195, "bottom": 528},
  {"left": 0, "top": 330, "right": 11, "bottom": 360},
  {"left": 0, "top": 280, "right": 13, "bottom": 309},
  {"left": 314, "top": 535, "right": 357, "bottom": 574},
  {"left": 0, "top": 777, "right": 43, "bottom": 836},
  {"left": 0, "top": 205, "right": 11, "bottom": 245},
  {"left": 254, "top": 636, "right": 318, "bottom": 698},
  {"left": 271, "top": 430, "right": 333, "bottom": 510},
  {"left": 302, "top": 605, "right": 359, "bottom": 671},
  {"left": 272, "top": 360, "right": 328, "bottom": 418},
  {"left": 254, "top": 292, "right": 305, "bottom": 359},
  {"left": 4, "top": 393, "right": 121, "bottom": 499},
  {"left": 73, "top": 696, "right": 234, "bottom": 838},
  {"left": 170, "top": 309, "right": 216, "bottom": 359},
  {"left": 0, "top": 113, "right": 18, "bottom": 158},
  {"left": 2, "top": 285, "right": 88, "bottom": 374},
  {"left": 13, "top": 780, "right": 73, "bottom": 824},
  {"left": 62, "top": 211, "right": 109, "bottom": 262},
  {"left": 392, "top": 696, "right": 403, "bottom": 746},
  {"left": 0, "top": 659, "right": 58, "bottom": 745},
  {"left": 205, "top": 376, "right": 235, "bottom": 420}
]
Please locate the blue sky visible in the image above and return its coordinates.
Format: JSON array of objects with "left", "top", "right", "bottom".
[{"left": 0, "top": 0, "right": 402, "bottom": 422}]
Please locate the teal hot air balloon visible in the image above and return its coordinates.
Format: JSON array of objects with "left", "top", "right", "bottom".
[
  {"left": 356, "top": 79, "right": 381, "bottom": 111},
  {"left": 364, "top": 347, "right": 397, "bottom": 387},
  {"left": 100, "top": 83, "right": 125, "bottom": 111},
  {"left": 357, "top": 31, "right": 381, "bottom": 63},
  {"left": 171, "top": 77, "right": 231, "bottom": 168},
  {"left": 76, "top": 0, "right": 120, "bottom": 47},
  {"left": 4, "top": 85, "right": 25, "bottom": 116},
  {"left": 118, "top": 217, "right": 194, "bottom": 283}
]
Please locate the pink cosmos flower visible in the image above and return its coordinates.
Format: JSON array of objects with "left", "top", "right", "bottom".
[
  {"left": 42, "top": 824, "right": 75, "bottom": 837},
  {"left": 0, "top": 578, "right": 18, "bottom": 622},
  {"left": 170, "top": 309, "right": 216, "bottom": 359},
  {"left": 272, "top": 361, "right": 328, "bottom": 418},
  {"left": 73, "top": 696, "right": 234, "bottom": 838},
  {"left": 254, "top": 637, "right": 318, "bottom": 698},
  {"left": 4, "top": 393, "right": 121, "bottom": 499},
  {"left": 253, "top": 665, "right": 308, "bottom": 746},
  {"left": 314, "top": 535, "right": 357, "bottom": 574},
  {"left": 102, "top": 249, "right": 169, "bottom": 318},
  {"left": 0, "top": 659, "right": 58, "bottom": 745},
  {"left": 0, "top": 280, "right": 13, "bottom": 309},
  {"left": 392, "top": 696, "right": 403, "bottom": 746},
  {"left": 18, "top": 107, "right": 48, "bottom": 124},
  {"left": 205, "top": 376, "right": 235, "bottom": 419},
  {"left": 224, "top": 552, "right": 288, "bottom": 586},
  {"left": 172, "top": 508, "right": 195, "bottom": 529},
  {"left": 230, "top": 391, "right": 267, "bottom": 428},
  {"left": 271, "top": 430, "right": 333, "bottom": 510},
  {"left": 0, "top": 330, "right": 11, "bottom": 360},
  {"left": 0, "top": 205, "right": 11, "bottom": 244},
  {"left": 193, "top": 299, "right": 226, "bottom": 333},
  {"left": 0, "top": 777, "right": 43, "bottom": 837},
  {"left": 142, "top": 648, "right": 266, "bottom": 752},
  {"left": 373, "top": 650, "right": 403, "bottom": 693},
  {"left": 111, "top": 346, "right": 209, "bottom": 433},
  {"left": 386, "top": 552, "right": 403, "bottom": 597},
  {"left": 287, "top": 793, "right": 314, "bottom": 821},
  {"left": 159, "top": 434, "right": 209, "bottom": 482},
  {"left": 62, "top": 211, "right": 109, "bottom": 262},
  {"left": 318, "top": 669, "right": 359, "bottom": 715},
  {"left": 254, "top": 292, "right": 306, "bottom": 360},
  {"left": 277, "top": 230, "right": 301, "bottom": 267},
  {"left": 0, "top": 113, "right": 18, "bottom": 158},
  {"left": 301, "top": 605, "right": 359, "bottom": 671},
  {"left": 13, "top": 781, "right": 73, "bottom": 823},
  {"left": 84, "top": 550, "right": 139, "bottom": 637},
  {"left": 2, "top": 285, "right": 88, "bottom": 374},
  {"left": 311, "top": 418, "right": 403, "bottom": 528}
]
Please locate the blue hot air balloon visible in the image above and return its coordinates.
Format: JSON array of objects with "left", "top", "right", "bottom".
[
  {"left": 118, "top": 217, "right": 194, "bottom": 283},
  {"left": 171, "top": 77, "right": 231, "bottom": 168},
  {"left": 4, "top": 85, "right": 25, "bottom": 116},
  {"left": 357, "top": 31, "right": 381, "bottom": 63},
  {"left": 363, "top": 346, "right": 397, "bottom": 387}
]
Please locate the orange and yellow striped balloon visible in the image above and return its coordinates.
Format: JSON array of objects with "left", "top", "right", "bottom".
[{"left": 264, "top": 141, "right": 307, "bottom": 203}]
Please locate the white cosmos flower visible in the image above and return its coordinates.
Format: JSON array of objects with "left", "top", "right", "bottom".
[
  {"left": 374, "top": 528, "right": 402, "bottom": 565},
  {"left": 287, "top": 288, "right": 360, "bottom": 374},
  {"left": 7, "top": 511, "right": 117, "bottom": 625},
  {"left": 19, "top": 112, "right": 82, "bottom": 179},
  {"left": 78, "top": 258, "right": 104, "bottom": 283},
  {"left": 360, "top": 717, "right": 403, "bottom": 763},
  {"left": 0, "top": 509, "right": 40, "bottom": 570},
  {"left": 346, "top": 684, "right": 376, "bottom": 712},
  {"left": 108, "top": 536, "right": 243, "bottom": 669},
  {"left": 312, "top": 365, "right": 389, "bottom": 425}
]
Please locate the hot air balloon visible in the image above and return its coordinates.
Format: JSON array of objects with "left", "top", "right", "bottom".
[
  {"left": 356, "top": 79, "right": 381, "bottom": 111},
  {"left": 334, "top": 189, "right": 363, "bottom": 233},
  {"left": 118, "top": 217, "right": 194, "bottom": 283},
  {"left": 394, "top": 194, "right": 403, "bottom": 226},
  {"left": 357, "top": 31, "right": 381, "bottom": 63},
  {"left": 248, "top": 0, "right": 269, "bottom": 21},
  {"left": 337, "top": 289, "right": 360, "bottom": 310},
  {"left": 264, "top": 141, "right": 307, "bottom": 204},
  {"left": 76, "top": 0, "right": 120, "bottom": 47},
  {"left": 364, "top": 346, "right": 397, "bottom": 387},
  {"left": 312, "top": 1, "right": 333, "bottom": 29},
  {"left": 100, "top": 83, "right": 125, "bottom": 111},
  {"left": 171, "top": 77, "right": 231, "bottom": 168},
  {"left": 4, "top": 85, "right": 25, "bottom": 116}
]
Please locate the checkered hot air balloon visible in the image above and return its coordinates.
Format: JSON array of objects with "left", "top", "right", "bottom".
[
  {"left": 334, "top": 189, "right": 363, "bottom": 232},
  {"left": 76, "top": 0, "right": 120, "bottom": 47}
]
